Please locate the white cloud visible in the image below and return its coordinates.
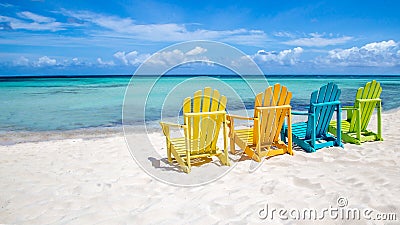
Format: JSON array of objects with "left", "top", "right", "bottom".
[
  {"left": 147, "top": 49, "right": 186, "bottom": 66},
  {"left": 147, "top": 47, "right": 210, "bottom": 67},
  {"left": 59, "top": 10, "right": 268, "bottom": 46},
  {"left": 0, "top": 3, "right": 13, "bottom": 8},
  {"left": 17, "top": 11, "right": 55, "bottom": 23},
  {"left": 320, "top": 40, "right": 400, "bottom": 66},
  {"left": 363, "top": 40, "right": 397, "bottom": 52},
  {"left": 7, "top": 51, "right": 148, "bottom": 68},
  {"left": 97, "top": 58, "right": 115, "bottom": 66},
  {"left": 1, "top": 9, "right": 268, "bottom": 46},
  {"left": 13, "top": 56, "right": 30, "bottom": 66},
  {"left": 273, "top": 31, "right": 295, "bottom": 38},
  {"left": 0, "top": 12, "right": 64, "bottom": 31},
  {"left": 284, "top": 33, "right": 352, "bottom": 47},
  {"left": 36, "top": 56, "right": 57, "bottom": 67},
  {"left": 9, "top": 55, "right": 96, "bottom": 68},
  {"left": 67, "top": 57, "right": 90, "bottom": 66},
  {"left": 113, "top": 51, "right": 150, "bottom": 65},
  {"left": 220, "top": 30, "right": 268, "bottom": 46},
  {"left": 186, "top": 46, "right": 207, "bottom": 56},
  {"left": 252, "top": 47, "right": 304, "bottom": 65}
]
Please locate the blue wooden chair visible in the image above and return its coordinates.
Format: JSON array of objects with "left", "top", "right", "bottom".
[{"left": 282, "top": 82, "right": 343, "bottom": 152}]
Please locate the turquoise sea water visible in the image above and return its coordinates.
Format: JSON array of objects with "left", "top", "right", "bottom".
[{"left": 1, "top": 75, "right": 399, "bottom": 133}]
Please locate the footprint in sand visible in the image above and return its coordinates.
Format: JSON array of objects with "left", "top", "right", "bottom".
[{"left": 292, "top": 177, "right": 323, "bottom": 191}]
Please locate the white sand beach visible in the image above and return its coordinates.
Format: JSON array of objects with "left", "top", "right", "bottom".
[{"left": 1, "top": 110, "right": 399, "bottom": 224}]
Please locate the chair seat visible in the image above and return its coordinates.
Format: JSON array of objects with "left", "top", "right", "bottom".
[
  {"left": 329, "top": 120, "right": 380, "bottom": 140},
  {"left": 170, "top": 137, "right": 186, "bottom": 147},
  {"left": 330, "top": 120, "right": 351, "bottom": 132},
  {"left": 170, "top": 137, "right": 220, "bottom": 158},
  {"left": 293, "top": 121, "right": 339, "bottom": 140},
  {"left": 234, "top": 128, "right": 254, "bottom": 145},
  {"left": 291, "top": 122, "right": 307, "bottom": 139}
]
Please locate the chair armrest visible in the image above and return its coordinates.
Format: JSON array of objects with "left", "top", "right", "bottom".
[
  {"left": 291, "top": 111, "right": 311, "bottom": 116},
  {"left": 356, "top": 98, "right": 381, "bottom": 103},
  {"left": 159, "top": 122, "right": 187, "bottom": 141},
  {"left": 226, "top": 114, "right": 254, "bottom": 136},
  {"left": 342, "top": 106, "right": 356, "bottom": 121},
  {"left": 342, "top": 106, "right": 356, "bottom": 110},
  {"left": 159, "top": 122, "right": 186, "bottom": 129},
  {"left": 226, "top": 114, "right": 254, "bottom": 121}
]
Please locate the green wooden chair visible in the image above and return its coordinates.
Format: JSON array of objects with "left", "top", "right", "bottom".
[{"left": 328, "top": 80, "right": 383, "bottom": 145}]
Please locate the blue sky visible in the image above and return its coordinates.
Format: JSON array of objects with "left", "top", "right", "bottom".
[{"left": 0, "top": 0, "right": 399, "bottom": 75}]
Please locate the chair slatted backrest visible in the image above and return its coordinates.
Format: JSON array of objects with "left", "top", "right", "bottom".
[
  {"left": 182, "top": 87, "right": 227, "bottom": 154},
  {"left": 349, "top": 80, "right": 382, "bottom": 132},
  {"left": 305, "top": 82, "right": 341, "bottom": 139},
  {"left": 254, "top": 84, "right": 292, "bottom": 146}
]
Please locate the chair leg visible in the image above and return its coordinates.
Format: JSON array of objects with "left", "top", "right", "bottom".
[
  {"left": 224, "top": 150, "right": 230, "bottom": 166},
  {"left": 244, "top": 146, "right": 260, "bottom": 162},
  {"left": 217, "top": 153, "right": 230, "bottom": 166},
  {"left": 356, "top": 109, "right": 361, "bottom": 142},
  {"left": 230, "top": 135, "right": 236, "bottom": 154},
  {"left": 336, "top": 105, "right": 343, "bottom": 148},
  {"left": 167, "top": 140, "right": 172, "bottom": 162},
  {"left": 222, "top": 120, "right": 230, "bottom": 166},
  {"left": 217, "top": 127, "right": 230, "bottom": 166},
  {"left": 171, "top": 147, "right": 190, "bottom": 173},
  {"left": 182, "top": 166, "right": 190, "bottom": 173},
  {"left": 186, "top": 154, "right": 191, "bottom": 172},
  {"left": 287, "top": 114, "right": 293, "bottom": 155},
  {"left": 377, "top": 102, "right": 383, "bottom": 141},
  {"left": 281, "top": 122, "right": 287, "bottom": 143}
]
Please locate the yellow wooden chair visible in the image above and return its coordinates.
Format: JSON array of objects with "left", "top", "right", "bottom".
[
  {"left": 227, "top": 84, "right": 293, "bottom": 162},
  {"left": 159, "top": 87, "right": 230, "bottom": 173}
]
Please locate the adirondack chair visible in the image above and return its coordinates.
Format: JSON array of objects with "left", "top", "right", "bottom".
[
  {"left": 159, "top": 87, "right": 230, "bottom": 173},
  {"left": 328, "top": 80, "right": 383, "bottom": 145},
  {"left": 227, "top": 84, "right": 293, "bottom": 162},
  {"left": 282, "top": 82, "right": 343, "bottom": 153}
]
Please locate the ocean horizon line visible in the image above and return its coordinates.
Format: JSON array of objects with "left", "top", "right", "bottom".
[{"left": 1, "top": 74, "right": 400, "bottom": 79}]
